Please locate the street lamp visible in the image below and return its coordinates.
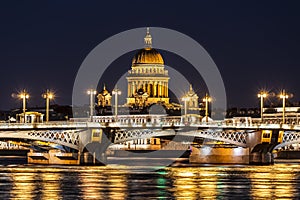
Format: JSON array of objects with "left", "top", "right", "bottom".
[
  {"left": 42, "top": 90, "right": 54, "bottom": 122},
  {"left": 203, "top": 93, "right": 211, "bottom": 123},
  {"left": 112, "top": 87, "right": 121, "bottom": 117},
  {"left": 18, "top": 90, "right": 29, "bottom": 123},
  {"left": 87, "top": 89, "right": 97, "bottom": 118},
  {"left": 279, "top": 90, "right": 289, "bottom": 124},
  {"left": 257, "top": 91, "right": 268, "bottom": 122},
  {"left": 181, "top": 95, "right": 190, "bottom": 119}
]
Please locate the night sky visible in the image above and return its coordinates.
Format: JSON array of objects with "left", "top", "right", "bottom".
[{"left": 1, "top": 1, "right": 300, "bottom": 111}]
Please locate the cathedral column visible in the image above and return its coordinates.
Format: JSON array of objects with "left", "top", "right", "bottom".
[
  {"left": 165, "top": 82, "right": 168, "bottom": 97},
  {"left": 162, "top": 82, "right": 165, "bottom": 97},
  {"left": 159, "top": 82, "right": 162, "bottom": 97},
  {"left": 154, "top": 82, "right": 157, "bottom": 97},
  {"left": 162, "top": 81, "right": 166, "bottom": 97},
  {"left": 132, "top": 82, "right": 136, "bottom": 96},
  {"left": 147, "top": 82, "right": 151, "bottom": 95},
  {"left": 128, "top": 81, "right": 131, "bottom": 97},
  {"left": 160, "top": 82, "right": 163, "bottom": 97},
  {"left": 157, "top": 82, "right": 160, "bottom": 97},
  {"left": 143, "top": 82, "right": 146, "bottom": 92}
]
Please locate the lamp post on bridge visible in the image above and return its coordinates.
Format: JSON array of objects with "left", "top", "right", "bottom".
[
  {"left": 257, "top": 91, "right": 268, "bottom": 122},
  {"left": 203, "top": 93, "right": 211, "bottom": 123},
  {"left": 87, "top": 89, "right": 97, "bottom": 119},
  {"left": 42, "top": 90, "right": 54, "bottom": 122},
  {"left": 18, "top": 90, "right": 29, "bottom": 123},
  {"left": 112, "top": 87, "right": 121, "bottom": 118},
  {"left": 279, "top": 90, "right": 289, "bottom": 124},
  {"left": 181, "top": 95, "right": 190, "bottom": 121}
]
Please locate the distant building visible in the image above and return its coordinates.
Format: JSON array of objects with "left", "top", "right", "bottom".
[
  {"left": 185, "top": 84, "right": 199, "bottom": 110},
  {"left": 96, "top": 85, "right": 112, "bottom": 116},
  {"left": 17, "top": 112, "right": 44, "bottom": 123},
  {"left": 97, "top": 85, "right": 112, "bottom": 107}
]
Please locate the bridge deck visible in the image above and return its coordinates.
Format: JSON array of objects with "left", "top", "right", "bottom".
[{"left": 0, "top": 120, "right": 299, "bottom": 131}]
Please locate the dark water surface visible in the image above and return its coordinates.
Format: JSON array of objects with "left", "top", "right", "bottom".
[{"left": 0, "top": 164, "right": 300, "bottom": 199}]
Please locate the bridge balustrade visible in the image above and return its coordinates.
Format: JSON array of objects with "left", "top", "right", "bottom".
[{"left": 0, "top": 141, "right": 25, "bottom": 150}]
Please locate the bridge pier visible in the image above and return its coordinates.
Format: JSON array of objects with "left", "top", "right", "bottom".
[
  {"left": 189, "top": 146, "right": 250, "bottom": 164},
  {"left": 80, "top": 152, "right": 106, "bottom": 165},
  {"left": 249, "top": 144, "right": 276, "bottom": 165},
  {"left": 28, "top": 149, "right": 80, "bottom": 165},
  {"left": 249, "top": 152, "right": 273, "bottom": 165}
]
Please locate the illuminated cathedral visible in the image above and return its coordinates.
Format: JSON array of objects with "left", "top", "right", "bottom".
[
  {"left": 126, "top": 28, "right": 170, "bottom": 107},
  {"left": 96, "top": 28, "right": 199, "bottom": 115}
]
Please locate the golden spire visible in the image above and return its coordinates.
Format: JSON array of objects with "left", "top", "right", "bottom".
[
  {"left": 189, "top": 84, "right": 193, "bottom": 91},
  {"left": 144, "top": 27, "right": 152, "bottom": 48}
]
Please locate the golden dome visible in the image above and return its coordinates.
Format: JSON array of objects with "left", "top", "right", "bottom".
[
  {"left": 132, "top": 48, "right": 164, "bottom": 65},
  {"left": 132, "top": 27, "right": 164, "bottom": 65}
]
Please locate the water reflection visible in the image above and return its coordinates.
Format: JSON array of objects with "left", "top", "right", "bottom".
[
  {"left": 0, "top": 164, "right": 300, "bottom": 199},
  {"left": 250, "top": 165, "right": 298, "bottom": 199},
  {"left": 40, "top": 173, "right": 60, "bottom": 200},
  {"left": 11, "top": 172, "right": 36, "bottom": 199},
  {"left": 79, "top": 168, "right": 127, "bottom": 200},
  {"left": 170, "top": 168, "right": 219, "bottom": 199},
  {"left": 108, "top": 173, "right": 127, "bottom": 199}
]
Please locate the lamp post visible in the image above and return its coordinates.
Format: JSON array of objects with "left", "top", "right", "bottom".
[
  {"left": 42, "top": 90, "right": 54, "bottom": 122},
  {"left": 112, "top": 88, "right": 121, "bottom": 118},
  {"left": 18, "top": 90, "right": 29, "bottom": 123},
  {"left": 257, "top": 91, "right": 267, "bottom": 122},
  {"left": 87, "top": 89, "right": 97, "bottom": 118},
  {"left": 279, "top": 90, "right": 289, "bottom": 124},
  {"left": 203, "top": 93, "right": 211, "bottom": 123},
  {"left": 181, "top": 95, "right": 190, "bottom": 120}
]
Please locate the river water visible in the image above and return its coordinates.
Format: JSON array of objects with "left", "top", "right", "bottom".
[{"left": 0, "top": 163, "right": 300, "bottom": 199}]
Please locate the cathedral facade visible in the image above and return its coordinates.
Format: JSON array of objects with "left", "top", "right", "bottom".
[{"left": 126, "top": 28, "right": 170, "bottom": 107}]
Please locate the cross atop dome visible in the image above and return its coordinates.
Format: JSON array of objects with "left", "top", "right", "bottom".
[{"left": 144, "top": 27, "right": 152, "bottom": 48}]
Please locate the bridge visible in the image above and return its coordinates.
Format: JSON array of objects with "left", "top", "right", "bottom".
[{"left": 0, "top": 115, "right": 299, "bottom": 165}]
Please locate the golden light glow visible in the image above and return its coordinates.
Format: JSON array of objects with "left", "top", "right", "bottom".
[
  {"left": 279, "top": 89, "right": 289, "bottom": 99},
  {"left": 279, "top": 94, "right": 288, "bottom": 99},
  {"left": 43, "top": 90, "right": 55, "bottom": 99},
  {"left": 18, "top": 90, "right": 29, "bottom": 99},
  {"left": 112, "top": 89, "right": 122, "bottom": 95},
  {"left": 87, "top": 89, "right": 97, "bottom": 95},
  {"left": 202, "top": 93, "right": 211, "bottom": 102},
  {"left": 182, "top": 96, "right": 191, "bottom": 102},
  {"left": 257, "top": 91, "right": 268, "bottom": 98},
  {"left": 202, "top": 97, "right": 211, "bottom": 102}
]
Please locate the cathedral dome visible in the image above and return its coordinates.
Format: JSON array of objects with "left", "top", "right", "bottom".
[
  {"left": 132, "top": 27, "right": 164, "bottom": 65},
  {"left": 132, "top": 48, "right": 164, "bottom": 65}
]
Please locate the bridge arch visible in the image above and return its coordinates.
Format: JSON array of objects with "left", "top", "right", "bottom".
[
  {"left": 274, "top": 131, "right": 300, "bottom": 150},
  {"left": 0, "top": 130, "right": 82, "bottom": 151}
]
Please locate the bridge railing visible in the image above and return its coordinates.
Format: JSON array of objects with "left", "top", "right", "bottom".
[
  {"left": 0, "top": 121, "right": 94, "bottom": 129},
  {"left": 1, "top": 115, "right": 300, "bottom": 130}
]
